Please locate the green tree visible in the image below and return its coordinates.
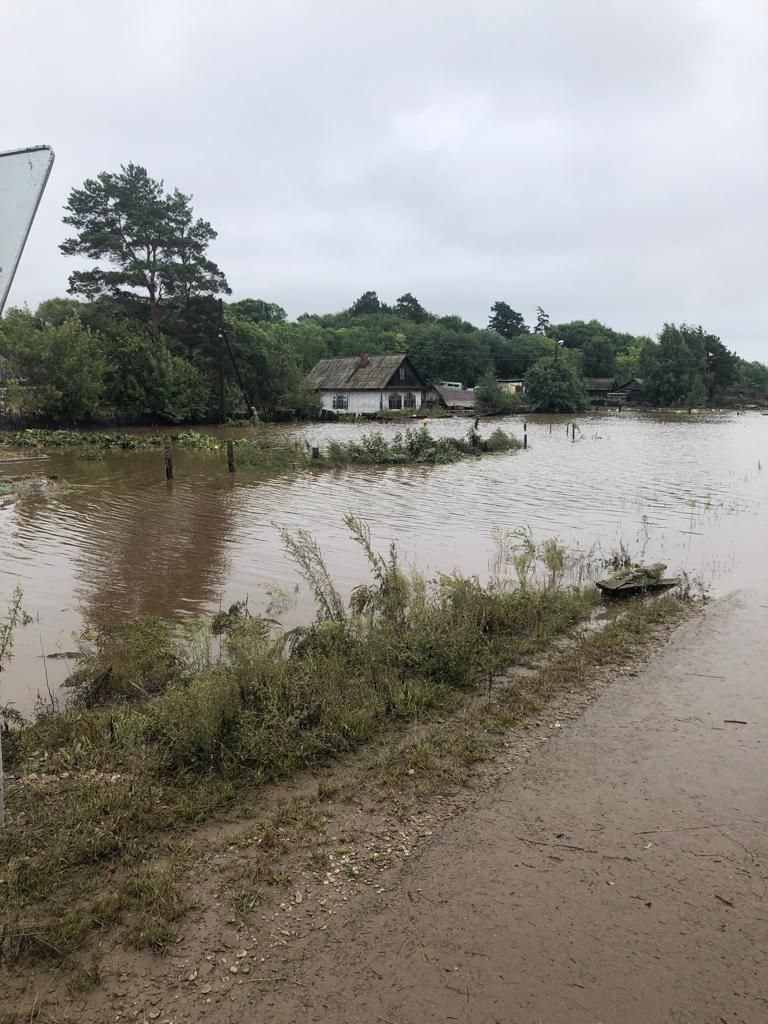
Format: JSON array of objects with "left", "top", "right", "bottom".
[
  {"left": 60, "top": 163, "right": 230, "bottom": 329},
  {"left": 639, "top": 323, "right": 737, "bottom": 405},
  {"left": 553, "top": 319, "right": 650, "bottom": 381},
  {"left": 103, "top": 328, "right": 212, "bottom": 422},
  {"left": 394, "top": 293, "right": 429, "bottom": 323},
  {"left": 226, "top": 316, "right": 320, "bottom": 415},
  {"left": 639, "top": 324, "right": 702, "bottom": 405},
  {"left": 35, "top": 297, "right": 87, "bottom": 326},
  {"left": 488, "top": 301, "right": 528, "bottom": 339},
  {"left": 534, "top": 306, "right": 551, "bottom": 335},
  {"left": 487, "top": 333, "right": 552, "bottom": 378},
  {"left": 524, "top": 356, "right": 589, "bottom": 412},
  {"left": 702, "top": 332, "right": 738, "bottom": 401},
  {"left": 406, "top": 317, "right": 493, "bottom": 386},
  {"left": 615, "top": 344, "right": 642, "bottom": 383},
  {"left": 349, "top": 291, "right": 381, "bottom": 316},
  {"left": 686, "top": 375, "right": 708, "bottom": 406},
  {"left": 228, "top": 298, "right": 287, "bottom": 324},
  {"left": 581, "top": 335, "right": 616, "bottom": 376},
  {"left": 735, "top": 360, "right": 768, "bottom": 402},
  {"left": 0, "top": 311, "right": 105, "bottom": 422}
]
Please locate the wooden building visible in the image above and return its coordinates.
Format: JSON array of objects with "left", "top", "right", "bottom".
[
  {"left": 307, "top": 353, "right": 428, "bottom": 415},
  {"left": 432, "top": 385, "right": 476, "bottom": 412},
  {"left": 584, "top": 377, "right": 618, "bottom": 403}
]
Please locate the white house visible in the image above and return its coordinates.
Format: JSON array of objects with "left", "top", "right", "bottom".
[{"left": 307, "top": 353, "right": 428, "bottom": 414}]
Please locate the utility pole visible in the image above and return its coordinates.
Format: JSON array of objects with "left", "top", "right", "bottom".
[
  {"left": 218, "top": 299, "right": 255, "bottom": 419},
  {"left": 217, "top": 301, "right": 226, "bottom": 423}
]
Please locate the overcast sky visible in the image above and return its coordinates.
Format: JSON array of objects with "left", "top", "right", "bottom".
[{"left": 4, "top": 0, "right": 767, "bottom": 359}]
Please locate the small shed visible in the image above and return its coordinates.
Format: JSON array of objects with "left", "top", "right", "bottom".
[
  {"left": 614, "top": 377, "right": 645, "bottom": 403},
  {"left": 584, "top": 377, "right": 618, "bottom": 403},
  {"left": 433, "top": 385, "right": 476, "bottom": 412}
]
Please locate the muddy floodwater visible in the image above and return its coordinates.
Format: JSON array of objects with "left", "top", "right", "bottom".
[{"left": 1, "top": 410, "right": 767, "bottom": 714}]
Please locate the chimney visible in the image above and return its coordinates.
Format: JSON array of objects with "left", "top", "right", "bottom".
[{"left": 360, "top": 352, "right": 369, "bottom": 368}]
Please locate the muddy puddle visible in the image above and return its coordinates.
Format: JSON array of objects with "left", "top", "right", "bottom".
[{"left": 1, "top": 410, "right": 767, "bottom": 713}]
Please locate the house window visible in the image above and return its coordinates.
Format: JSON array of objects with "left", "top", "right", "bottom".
[
  {"left": 332, "top": 393, "right": 348, "bottom": 410},
  {"left": 388, "top": 393, "right": 402, "bottom": 410},
  {"left": 398, "top": 367, "right": 405, "bottom": 381},
  {"left": 404, "top": 392, "right": 416, "bottom": 408}
]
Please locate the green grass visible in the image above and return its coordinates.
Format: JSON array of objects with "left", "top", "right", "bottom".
[{"left": 0, "top": 520, "right": 686, "bottom": 976}]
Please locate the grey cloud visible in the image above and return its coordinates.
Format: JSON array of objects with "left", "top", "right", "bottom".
[{"left": 3, "top": 0, "right": 766, "bottom": 358}]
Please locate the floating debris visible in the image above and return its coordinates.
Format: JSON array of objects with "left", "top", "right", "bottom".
[
  {"left": 0, "top": 473, "right": 60, "bottom": 502},
  {"left": 597, "top": 562, "right": 680, "bottom": 597}
]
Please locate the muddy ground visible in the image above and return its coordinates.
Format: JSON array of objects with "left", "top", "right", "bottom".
[
  {"left": 6, "top": 589, "right": 767, "bottom": 1023},
  {"left": 247, "top": 591, "right": 768, "bottom": 1024}
]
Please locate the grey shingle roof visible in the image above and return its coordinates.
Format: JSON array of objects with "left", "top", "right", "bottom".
[
  {"left": 434, "top": 385, "right": 476, "bottom": 408},
  {"left": 307, "top": 354, "right": 410, "bottom": 390},
  {"left": 584, "top": 377, "right": 617, "bottom": 391}
]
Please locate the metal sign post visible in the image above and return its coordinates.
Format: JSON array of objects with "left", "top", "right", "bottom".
[{"left": 0, "top": 144, "right": 54, "bottom": 824}]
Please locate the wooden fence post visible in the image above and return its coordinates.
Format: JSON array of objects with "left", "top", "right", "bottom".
[
  {"left": 164, "top": 445, "right": 174, "bottom": 480},
  {"left": 226, "top": 440, "right": 236, "bottom": 473}
]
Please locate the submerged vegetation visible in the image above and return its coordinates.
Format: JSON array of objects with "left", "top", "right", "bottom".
[
  {"left": 0, "top": 517, "right": 684, "bottom": 970},
  {"left": 0, "top": 427, "right": 219, "bottom": 451},
  {"left": 0, "top": 425, "right": 521, "bottom": 474},
  {"left": 323, "top": 426, "right": 520, "bottom": 465}
]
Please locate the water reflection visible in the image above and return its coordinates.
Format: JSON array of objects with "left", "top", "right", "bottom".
[{"left": 1, "top": 410, "right": 766, "bottom": 713}]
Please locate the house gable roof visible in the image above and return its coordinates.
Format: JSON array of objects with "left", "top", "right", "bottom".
[
  {"left": 307, "top": 354, "right": 426, "bottom": 390},
  {"left": 584, "top": 377, "right": 617, "bottom": 391}
]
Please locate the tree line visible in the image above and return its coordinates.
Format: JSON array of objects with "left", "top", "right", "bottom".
[{"left": 0, "top": 163, "right": 766, "bottom": 423}]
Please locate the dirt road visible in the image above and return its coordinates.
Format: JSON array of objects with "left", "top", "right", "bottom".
[{"left": 247, "top": 591, "right": 768, "bottom": 1023}]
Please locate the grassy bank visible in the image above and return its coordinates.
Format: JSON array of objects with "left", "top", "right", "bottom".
[
  {"left": 0, "top": 425, "right": 520, "bottom": 472},
  {"left": 0, "top": 519, "right": 585, "bottom": 967},
  {"left": 0, "top": 520, "right": 686, "bottom": 976}
]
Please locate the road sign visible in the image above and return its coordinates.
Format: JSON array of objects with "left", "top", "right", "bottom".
[{"left": 0, "top": 145, "right": 55, "bottom": 315}]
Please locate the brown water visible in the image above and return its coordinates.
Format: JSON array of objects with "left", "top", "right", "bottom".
[{"left": 1, "top": 410, "right": 767, "bottom": 714}]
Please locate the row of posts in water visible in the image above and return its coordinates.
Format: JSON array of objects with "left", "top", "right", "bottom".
[{"left": 161, "top": 421, "right": 580, "bottom": 480}]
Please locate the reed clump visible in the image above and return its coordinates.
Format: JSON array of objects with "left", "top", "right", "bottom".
[{"left": 323, "top": 426, "right": 520, "bottom": 466}]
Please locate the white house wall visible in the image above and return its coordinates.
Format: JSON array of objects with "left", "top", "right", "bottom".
[{"left": 319, "top": 390, "right": 423, "bottom": 414}]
